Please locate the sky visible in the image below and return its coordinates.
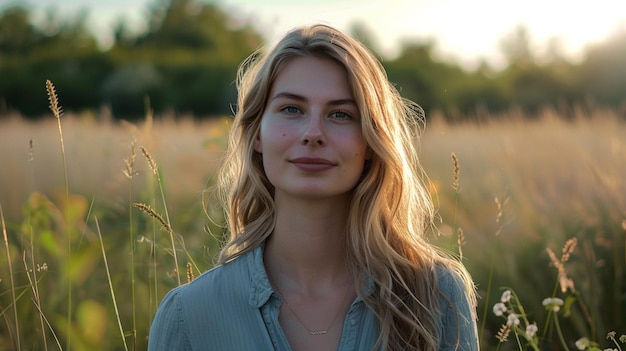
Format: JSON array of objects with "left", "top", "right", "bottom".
[{"left": 10, "top": 0, "right": 626, "bottom": 70}]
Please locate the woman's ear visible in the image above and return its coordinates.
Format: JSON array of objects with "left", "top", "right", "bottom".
[{"left": 253, "top": 134, "right": 262, "bottom": 153}]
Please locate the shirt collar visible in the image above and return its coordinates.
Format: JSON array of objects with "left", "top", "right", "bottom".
[
  {"left": 248, "top": 244, "right": 275, "bottom": 308},
  {"left": 246, "top": 243, "right": 376, "bottom": 308}
]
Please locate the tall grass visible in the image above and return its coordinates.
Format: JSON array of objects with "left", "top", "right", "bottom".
[
  {"left": 0, "top": 98, "right": 227, "bottom": 349},
  {"left": 423, "top": 107, "right": 625, "bottom": 349},
  {"left": 1, "top": 202, "right": 20, "bottom": 350},
  {"left": 0, "top": 93, "right": 624, "bottom": 350},
  {"left": 46, "top": 80, "right": 73, "bottom": 351}
]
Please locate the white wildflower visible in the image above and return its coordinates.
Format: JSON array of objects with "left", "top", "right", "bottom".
[
  {"left": 575, "top": 337, "right": 590, "bottom": 350},
  {"left": 493, "top": 302, "right": 507, "bottom": 317},
  {"left": 525, "top": 323, "right": 538, "bottom": 338},
  {"left": 506, "top": 313, "right": 520, "bottom": 327},
  {"left": 500, "top": 290, "right": 512, "bottom": 303},
  {"left": 542, "top": 297, "right": 564, "bottom": 312}
]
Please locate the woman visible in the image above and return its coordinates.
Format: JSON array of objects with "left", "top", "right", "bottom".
[{"left": 148, "top": 24, "right": 478, "bottom": 351}]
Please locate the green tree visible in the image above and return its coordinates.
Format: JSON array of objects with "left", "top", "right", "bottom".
[
  {"left": 0, "top": 4, "right": 41, "bottom": 56},
  {"left": 101, "top": 0, "right": 263, "bottom": 117},
  {"left": 0, "top": 4, "right": 104, "bottom": 117},
  {"left": 494, "top": 26, "right": 584, "bottom": 115},
  {"left": 348, "top": 21, "right": 381, "bottom": 57},
  {"left": 499, "top": 25, "right": 535, "bottom": 69},
  {"left": 580, "top": 30, "right": 626, "bottom": 107},
  {"left": 35, "top": 8, "right": 99, "bottom": 56},
  {"left": 386, "top": 41, "right": 488, "bottom": 119},
  {"left": 127, "top": 0, "right": 261, "bottom": 64}
]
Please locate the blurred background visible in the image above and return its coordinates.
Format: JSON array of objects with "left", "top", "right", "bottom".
[
  {"left": 0, "top": 1, "right": 625, "bottom": 351},
  {"left": 1, "top": 0, "right": 625, "bottom": 119}
]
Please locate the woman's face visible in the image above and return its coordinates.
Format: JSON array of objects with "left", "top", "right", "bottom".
[{"left": 254, "top": 56, "right": 369, "bottom": 202}]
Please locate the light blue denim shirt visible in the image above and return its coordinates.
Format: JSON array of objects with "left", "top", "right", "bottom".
[{"left": 148, "top": 245, "right": 478, "bottom": 351}]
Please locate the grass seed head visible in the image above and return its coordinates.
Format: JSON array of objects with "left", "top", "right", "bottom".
[
  {"left": 457, "top": 227, "right": 465, "bottom": 259},
  {"left": 451, "top": 152, "right": 460, "bottom": 191},
  {"left": 547, "top": 246, "right": 576, "bottom": 293},
  {"left": 45, "top": 80, "right": 64, "bottom": 119},
  {"left": 140, "top": 146, "right": 158, "bottom": 175},
  {"left": 496, "top": 324, "right": 510, "bottom": 342},
  {"left": 561, "top": 237, "right": 577, "bottom": 263},
  {"left": 186, "top": 262, "right": 194, "bottom": 283},
  {"left": 132, "top": 202, "right": 171, "bottom": 233},
  {"left": 28, "top": 139, "right": 34, "bottom": 162},
  {"left": 123, "top": 139, "right": 138, "bottom": 179}
]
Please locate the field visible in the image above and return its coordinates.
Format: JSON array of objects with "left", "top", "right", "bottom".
[{"left": 1, "top": 104, "right": 624, "bottom": 351}]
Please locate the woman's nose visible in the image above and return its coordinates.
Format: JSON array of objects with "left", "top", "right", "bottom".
[{"left": 301, "top": 114, "right": 325, "bottom": 146}]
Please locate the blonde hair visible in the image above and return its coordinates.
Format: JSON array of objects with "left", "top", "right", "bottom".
[{"left": 217, "top": 24, "right": 476, "bottom": 351}]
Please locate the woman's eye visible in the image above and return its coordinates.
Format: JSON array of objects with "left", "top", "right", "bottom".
[
  {"left": 330, "top": 110, "right": 352, "bottom": 120},
  {"left": 282, "top": 106, "right": 301, "bottom": 114}
]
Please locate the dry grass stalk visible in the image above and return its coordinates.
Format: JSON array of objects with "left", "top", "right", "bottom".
[
  {"left": 140, "top": 146, "right": 158, "bottom": 175},
  {"left": 186, "top": 262, "right": 194, "bottom": 283},
  {"left": 45, "top": 80, "right": 71, "bottom": 349},
  {"left": 561, "top": 237, "right": 578, "bottom": 263},
  {"left": 137, "top": 144, "right": 184, "bottom": 285},
  {"left": 132, "top": 203, "right": 172, "bottom": 234},
  {"left": 29, "top": 298, "right": 62, "bottom": 350},
  {"left": 496, "top": 324, "right": 510, "bottom": 342},
  {"left": 546, "top": 246, "right": 576, "bottom": 293},
  {"left": 45, "top": 80, "right": 63, "bottom": 120},
  {"left": 495, "top": 197, "right": 503, "bottom": 225},
  {"left": 451, "top": 152, "right": 460, "bottom": 191},
  {"left": 123, "top": 139, "right": 138, "bottom": 180},
  {"left": 132, "top": 201, "right": 183, "bottom": 285},
  {"left": 1, "top": 203, "right": 21, "bottom": 350},
  {"left": 21, "top": 253, "right": 49, "bottom": 351},
  {"left": 95, "top": 217, "right": 129, "bottom": 351},
  {"left": 28, "top": 139, "right": 34, "bottom": 162},
  {"left": 494, "top": 196, "right": 504, "bottom": 236},
  {"left": 457, "top": 227, "right": 465, "bottom": 259},
  {"left": 125, "top": 138, "right": 139, "bottom": 349},
  {"left": 46, "top": 79, "right": 67, "bottom": 175}
]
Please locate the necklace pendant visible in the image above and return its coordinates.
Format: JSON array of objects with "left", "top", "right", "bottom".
[{"left": 309, "top": 330, "right": 328, "bottom": 336}]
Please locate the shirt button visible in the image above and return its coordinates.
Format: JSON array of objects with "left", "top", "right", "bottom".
[{"left": 351, "top": 319, "right": 357, "bottom": 325}]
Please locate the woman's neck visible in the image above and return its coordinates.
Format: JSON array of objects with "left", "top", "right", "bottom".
[{"left": 264, "top": 196, "right": 351, "bottom": 293}]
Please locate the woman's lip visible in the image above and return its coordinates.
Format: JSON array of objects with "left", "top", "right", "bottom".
[
  {"left": 290, "top": 157, "right": 335, "bottom": 165},
  {"left": 289, "top": 157, "right": 336, "bottom": 171}
]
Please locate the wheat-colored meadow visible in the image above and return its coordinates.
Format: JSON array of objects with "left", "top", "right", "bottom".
[{"left": 0, "top": 105, "right": 624, "bottom": 350}]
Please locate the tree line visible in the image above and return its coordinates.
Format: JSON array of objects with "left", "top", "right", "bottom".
[{"left": 1, "top": 0, "right": 625, "bottom": 120}]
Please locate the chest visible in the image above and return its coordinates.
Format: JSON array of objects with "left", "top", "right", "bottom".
[
  {"left": 278, "top": 302, "right": 346, "bottom": 351},
  {"left": 261, "top": 297, "right": 379, "bottom": 351}
]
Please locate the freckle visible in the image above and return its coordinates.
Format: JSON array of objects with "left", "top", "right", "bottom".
[{"left": 282, "top": 133, "right": 286, "bottom": 137}]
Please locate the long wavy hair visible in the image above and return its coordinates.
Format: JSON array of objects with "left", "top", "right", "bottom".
[{"left": 217, "top": 24, "right": 476, "bottom": 351}]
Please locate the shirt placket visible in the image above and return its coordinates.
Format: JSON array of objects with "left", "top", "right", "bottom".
[
  {"left": 261, "top": 293, "right": 292, "bottom": 351},
  {"left": 337, "top": 299, "right": 365, "bottom": 351}
]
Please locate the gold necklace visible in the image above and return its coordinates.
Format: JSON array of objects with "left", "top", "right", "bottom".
[{"left": 271, "top": 278, "right": 351, "bottom": 336}]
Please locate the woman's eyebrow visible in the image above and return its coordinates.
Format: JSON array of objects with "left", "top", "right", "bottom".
[
  {"left": 271, "top": 92, "right": 307, "bottom": 102},
  {"left": 271, "top": 92, "right": 357, "bottom": 107},
  {"left": 327, "top": 98, "right": 357, "bottom": 107}
]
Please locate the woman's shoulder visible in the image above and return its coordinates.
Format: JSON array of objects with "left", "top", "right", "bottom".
[
  {"left": 434, "top": 264, "right": 466, "bottom": 295},
  {"left": 164, "top": 249, "right": 255, "bottom": 305},
  {"left": 433, "top": 262, "right": 479, "bottom": 351},
  {"left": 433, "top": 262, "right": 475, "bottom": 309},
  {"left": 148, "top": 248, "right": 270, "bottom": 350}
]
